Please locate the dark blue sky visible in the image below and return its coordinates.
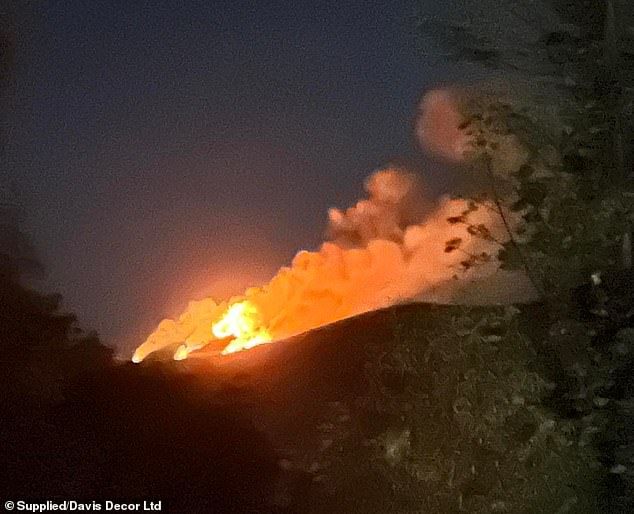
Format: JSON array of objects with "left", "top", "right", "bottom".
[{"left": 6, "top": 0, "right": 450, "bottom": 350}]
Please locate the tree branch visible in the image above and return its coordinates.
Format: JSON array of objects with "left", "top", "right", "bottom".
[{"left": 484, "top": 157, "right": 545, "bottom": 298}]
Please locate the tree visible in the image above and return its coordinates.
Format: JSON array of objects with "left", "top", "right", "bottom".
[
  {"left": 418, "top": 3, "right": 634, "bottom": 510},
  {"left": 417, "top": 0, "right": 634, "bottom": 184}
]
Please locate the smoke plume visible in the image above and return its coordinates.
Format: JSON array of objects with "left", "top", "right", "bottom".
[
  {"left": 132, "top": 87, "right": 543, "bottom": 362},
  {"left": 416, "top": 89, "right": 472, "bottom": 162},
  {"left": 327, "top": 169, "right": 429, "bottom": 246},
  {"left": 132, "top": 163, "right": 535, "bottom": 362}
]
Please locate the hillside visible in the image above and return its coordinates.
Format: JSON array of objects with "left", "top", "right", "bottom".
[{"left": 3, "top": 275, "right": 625, "bottom": 513}]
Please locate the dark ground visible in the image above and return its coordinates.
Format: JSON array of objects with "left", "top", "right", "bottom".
[
  {"left": 1, "top": 273, "right": 632, "bottom": 513},
  {"left": 0, "top": 275, "right": 422, "bottom": 513}
]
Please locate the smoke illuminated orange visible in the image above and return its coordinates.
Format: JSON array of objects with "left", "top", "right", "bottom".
[{"left": 131, "top": 167, "right": 533, "bottom": 364}]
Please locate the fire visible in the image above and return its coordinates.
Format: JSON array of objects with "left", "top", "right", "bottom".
[
  {"left": 130, "top": 89, "right": 544, "bottom": 364},
  {"left": 131, "top": 166, "right": 536, "bottom": 364},
  {"left": 211, "top": 300, "right": 272, "bottom": 354}
]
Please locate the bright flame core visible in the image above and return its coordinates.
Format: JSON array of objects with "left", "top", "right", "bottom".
[{"left": 211, "top": 300, "right": 272, "bottom": 354}]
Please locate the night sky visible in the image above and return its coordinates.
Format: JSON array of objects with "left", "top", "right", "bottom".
[{"left": 6, "top": 1, "right": 451, "bottom": 352}]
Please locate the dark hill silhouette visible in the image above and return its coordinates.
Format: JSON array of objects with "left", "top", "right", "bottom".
[
  {"left": 0, "top": 270, "right": 608, "bottom": 513},
  {"left": 0, "top": 275, "right": 285, "bottom": 512}
]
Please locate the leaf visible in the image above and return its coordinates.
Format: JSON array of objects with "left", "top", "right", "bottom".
[
  {"left": 462, "top": 201, "right": 479, "bottom": 216},
  {"left": 512, "top": 198, "right": 529, "bottom": 211},
  {"left": 498, "top": 245, "right": 523, "bottom": 270},
  {"left": 467, "top": 224, "right": 494, "bottom": 241},
  {"left": 519, "top": 182, "right": 548, "bottom": 207},
  {"left": 523, "top": 210, "right": 541, "bottom": 223},
  {"left": 517, "top": 164, "right": 534, "bottom": 180},
  {"left": 445, "top": 238, "right": 463, "bottom": 253},
  {"left": 460, "top": 255, "right": 479, "bottom": 269}
]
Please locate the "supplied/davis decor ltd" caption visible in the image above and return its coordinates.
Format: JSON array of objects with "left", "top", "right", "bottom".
[{"left": 4, "top": 501, "right": 163, "bottom": 512}]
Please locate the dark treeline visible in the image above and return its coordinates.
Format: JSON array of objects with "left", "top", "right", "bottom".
[{"left": 417, "top": 1, "right": 634, "bottom": 511}]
